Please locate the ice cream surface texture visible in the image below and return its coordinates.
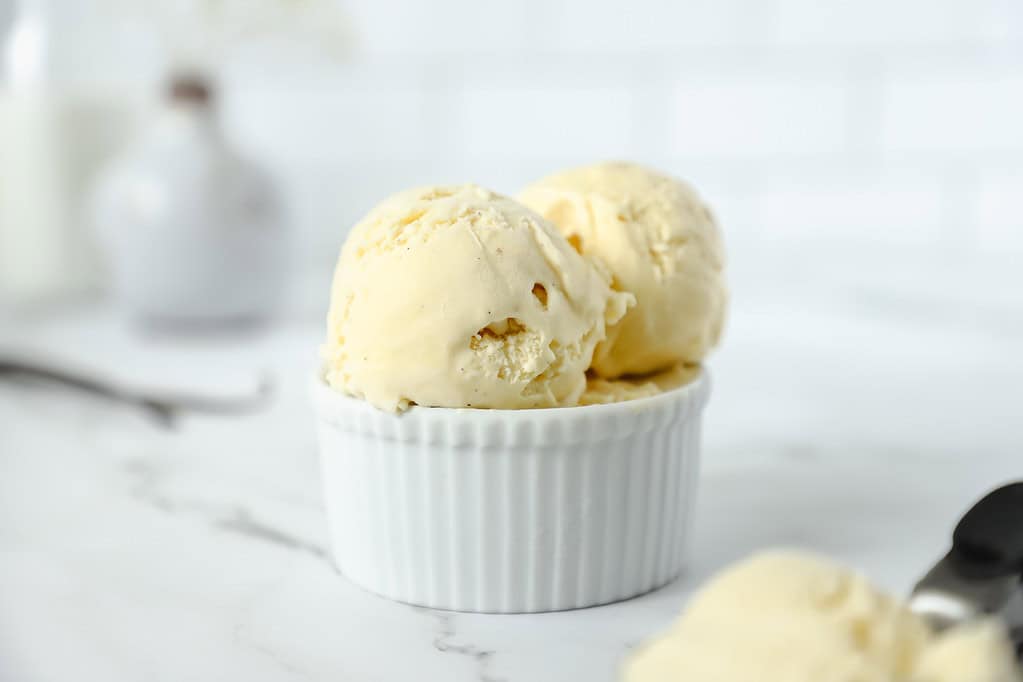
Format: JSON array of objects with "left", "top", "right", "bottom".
[
  {"left": 624, "top": 551, "right": 1021, "bottom": 682},
  {"left": 324, "top": 184, "right": 633, "bottom": 412},
  {"left": 520, "top": 162, "right": 727, "bottom": 378},
  {"left": 579, "top": 364, "right": 699, "bottom": 406}
]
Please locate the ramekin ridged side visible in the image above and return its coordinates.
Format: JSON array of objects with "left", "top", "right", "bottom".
[{"left": 312, "top": 371, "right": 710, "bottom": 614}]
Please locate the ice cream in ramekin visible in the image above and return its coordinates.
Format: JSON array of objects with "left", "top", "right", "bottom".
[
  {"left": 322, "top": 184, "right": 632, "bottom": 411},
  {"left": 314, "top": 171, "right": 725, "bottom": 612},
  {"left": 520, "top": 161, "right": 727, "bottom": 378}
]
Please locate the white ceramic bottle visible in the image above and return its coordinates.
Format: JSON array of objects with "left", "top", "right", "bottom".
[
  {"left": 0, "top": 0, "right": 138, "bottom": 306},
  {"left": 92, "top": 72, "right": 288, "bottom": 327}
]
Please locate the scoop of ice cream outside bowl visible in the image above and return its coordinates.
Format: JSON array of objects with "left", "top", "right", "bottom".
[{"left": 311, "top": 367, "right": 710, "bottom": 613}]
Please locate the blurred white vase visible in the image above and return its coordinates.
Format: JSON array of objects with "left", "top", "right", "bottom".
[{"left": 92, "top": 73, "right": 288, "bottom": 328}]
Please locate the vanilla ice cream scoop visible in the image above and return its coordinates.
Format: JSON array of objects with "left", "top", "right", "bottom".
[
  {"left": 323, "top": 184, "right": 632, "bottom": 411},
  {"left": 579, "top": 364, "right": 699, "bottom": 406},
  {"left": 624, "top": 551, "right": 1021, "bottom": 682},
  {"left": 520, "top": 162, "right": 726, "bottom": 378}
]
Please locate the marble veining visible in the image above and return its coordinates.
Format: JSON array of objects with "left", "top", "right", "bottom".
[
  {"left": 216, "top": 509, "right": 329, "bottom": 562},
  {"left": 428, "top": 612, "right": 505, "bottom": 682}
]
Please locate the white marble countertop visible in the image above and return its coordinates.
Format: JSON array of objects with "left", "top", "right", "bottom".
[{"left": 1, "top": 246, "right": 1021, "bottom": 681}]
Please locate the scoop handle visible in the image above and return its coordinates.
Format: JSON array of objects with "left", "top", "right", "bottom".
[{"left": 950, "top": 482, "right": 1023, "bottom": 580}]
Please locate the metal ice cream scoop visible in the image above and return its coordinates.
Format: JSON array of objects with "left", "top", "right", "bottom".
[{"left": 909, "top": 482, "right": 1023, "bottom": 660}]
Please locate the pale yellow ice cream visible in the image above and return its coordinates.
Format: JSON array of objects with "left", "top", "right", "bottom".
[
  {"left": 915, "top": 620, "right": 1022, "bottom": 682},
  {"left": 324, "top": 184, "right": 633, "bottom": 411},
  {"left": 520, "top": 162, "right": 727, "bottom": 378},
  {"left": 579, "top": 364, "right": 699, "bottom": 406},
  {"left": 624, "top": 551, "right": 1021, "bottom": 682}
]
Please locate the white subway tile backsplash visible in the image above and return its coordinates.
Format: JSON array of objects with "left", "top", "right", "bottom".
[
  {"left": 757, "top": 171, "right": 946, "bottom": 245},
  {"left": 342, "top": 0, "right": 534, "bottom": 55},
  {"left": 882, "top": 70, "right": 1023, "bottom": 154},
  {"left": 975, "top": 171, "right": 1023, "bottom": 251},
  {"left": 199, "top": 1, "right": 1023, "bottom": 258},
  {"left": 459, "top": 86, "right": 635, "bottom": 160},
  {"left": 671, "top": 78, "right": 851, "bottom": 156},
  {"left": 225, "top": 80, "right": 435, "bottom": 163},
  {"left": 774, "top": 0, "right": 1022, "bottom": 47},
  {"left": 538, "top": 0, "right": 765, "bottom": 51}
]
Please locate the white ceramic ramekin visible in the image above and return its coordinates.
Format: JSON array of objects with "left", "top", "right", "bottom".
[{"left": 311, "top": 370, "right": 710, "bottom": 613}]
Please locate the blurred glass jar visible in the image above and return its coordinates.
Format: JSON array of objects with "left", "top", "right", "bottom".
[
  {"left": 91, "top": 72, "right": 288, "bottom": 328},
  {"left": 0, "top": 0, "right": 147, "bottom": 307}
]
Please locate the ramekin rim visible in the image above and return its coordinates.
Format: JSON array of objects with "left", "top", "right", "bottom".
[{"left": 311, "top": 366, "right": 711, "bottom": 422}]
